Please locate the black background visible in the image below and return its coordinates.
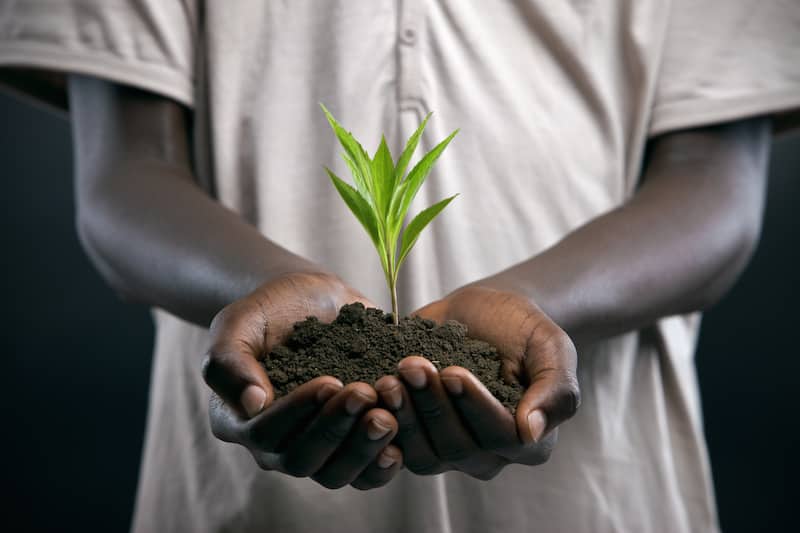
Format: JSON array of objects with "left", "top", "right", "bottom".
[{"left": 1, "top": 91, "right": 798, "bottom": 532}]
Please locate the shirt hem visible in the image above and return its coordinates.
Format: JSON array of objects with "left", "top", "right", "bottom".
[{"left": 649, "top": 87, "right": 800, "bottom": 137}]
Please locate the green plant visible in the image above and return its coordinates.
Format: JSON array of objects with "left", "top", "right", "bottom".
[{"left": 320, "top": 103, "right": 459, "bottom": 325}]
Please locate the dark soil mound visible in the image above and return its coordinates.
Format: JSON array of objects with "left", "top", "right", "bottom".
[{"left": 263, "top": 302, "right": 523, "bottom": 412}]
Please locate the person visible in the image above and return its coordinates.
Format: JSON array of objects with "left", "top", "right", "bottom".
[{"left": 1, "top": 1, "right": 798, "bottom": 531}]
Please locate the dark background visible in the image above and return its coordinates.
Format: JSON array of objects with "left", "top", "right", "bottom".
[{"left": 1, "top": 90, "right": 798, "bottom": 532}]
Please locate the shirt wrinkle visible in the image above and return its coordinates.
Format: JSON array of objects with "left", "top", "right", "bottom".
[{"left": 2, "top": 1, "right": 799, "bottom": 531}]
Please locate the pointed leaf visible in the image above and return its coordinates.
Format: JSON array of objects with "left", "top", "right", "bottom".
[
  {"left": 395, "top": 112, "right": 431, "bottom": 182},
  {"left": 325, "top": 167, "right": 389, "bottom": 274},
  {"left": 386, "top": 178, "right": 410, "bottom": 257},
  {"left": 396, "top": 194, "right": 458, "bottom": 276},
  {"left": 396, "top": 129, "right": 459, "bottom": 226},
  {"left": 341, "top": 152, "right": 371, "bottom": 202},
  {"left": 320, "top": 103, "right": 375, "bottom": 199},
  {"left": 371, "top": 135, "right": 395, "bottom": 219}
]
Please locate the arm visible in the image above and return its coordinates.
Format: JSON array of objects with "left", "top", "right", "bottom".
[
  {"left": 70, "top": 75, "right": 402, "bottom": 489},
  {"left": 376, "top": 117, "right": 770, "bottom": 479},
  {"left": 486, "top": 117, "right": 770, "bottom": 344},
  {"left": 69, "top": 74, "right": 320, "bottom": 327}
]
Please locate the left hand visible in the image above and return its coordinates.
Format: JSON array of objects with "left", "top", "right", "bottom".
[{"left": 374, "top": 284, "right": 580, "bottom": 480}]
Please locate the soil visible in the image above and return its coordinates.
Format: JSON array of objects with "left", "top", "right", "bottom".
[{"left": 262, "top": 302, "right": 523, "bottom": 413}]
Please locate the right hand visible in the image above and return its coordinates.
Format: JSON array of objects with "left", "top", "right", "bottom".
[{"left": 202, "top": 272, "right": 403, "bottom": 489}]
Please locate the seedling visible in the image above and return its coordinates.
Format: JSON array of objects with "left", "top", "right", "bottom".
[{"left": 320, "top": 104, "right": 458, "bottom": 325}]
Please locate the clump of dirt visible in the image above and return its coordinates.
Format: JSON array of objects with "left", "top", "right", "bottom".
[{"left": 263, "top": 302, "right": 522, "bottom": 412}]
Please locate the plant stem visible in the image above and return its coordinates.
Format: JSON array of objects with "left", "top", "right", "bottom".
[
  {"left": 390, "top": 278, "right": 399, "bottom": 326},
  {"left": 384, "top": 231, "right": 400, "bottom": 326}
]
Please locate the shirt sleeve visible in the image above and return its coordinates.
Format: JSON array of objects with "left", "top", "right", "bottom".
[
  {"left": 0, "top": 0, "right": 197, "bottom": 109},
  {"left": 650, "top": 0, "right": 800, "bottom": 137}
]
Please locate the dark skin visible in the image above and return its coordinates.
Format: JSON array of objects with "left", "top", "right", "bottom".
[
  {"left": 70, "top": 74, "right": 769, "bottom": 485},
  {"left": 376, "top": 120, "right": 770, "bottom": 477}
]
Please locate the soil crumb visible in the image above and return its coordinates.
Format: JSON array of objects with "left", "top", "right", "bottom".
[{"left": 263, "top": 302, "right": 523, "bottom": 412}]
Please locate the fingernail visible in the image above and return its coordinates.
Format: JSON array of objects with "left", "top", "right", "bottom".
[
  {"left": 441, "top": 376, "right": 463, "bottom": 396},
  {"left": 377, "top": 452, "right": 396, "bottom": 469},
  {"left": 383, "top": 386, "right": 403, "bottom": 410},
  {"left": 399, "top": 366, "right": 427, "bottom": 389},
  {"left": 316, "top": 383, "right": 342, "bottom": 404},
  {"left": 527, "top": 409, "right": 547, "bottom": 443},
  {"left": 345, "top": 391, "right": 369, "bottom": 415},
  {"left": 367, "top": 419, "right": 392, "bottom": 441},
  {"left": 241, "top": 385, "right": 266, "bottom": 418}
]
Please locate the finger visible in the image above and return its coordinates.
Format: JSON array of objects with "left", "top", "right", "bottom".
[
  {"left": 311, "top": 408, "right": 398, "bottom": 489},
  {"left": 208, "top": 394, "right": 289, "bottom": 472},
  {"left": 350, "top": 445, "right": 404, "bottom": 490},
  {"left": 202, "top": 298, "right": 274, "bottom": 419},
  {"left": 245, "top": 376, "right": 344, "bottom": 452},
  {"left": 517, "top": 327, "right": 580, "bottom": 444},
  {"left": 439, "top": 366, "right": 519, "bottom": 451},
  {"left": 209, "top": 392, "right": 246, "bottom": 444},
  {"left": 375, "top": 374, "right": 443, "bottom": 476},
  {"left": 279, "top": 382, "right": 376, "bottom": 478},
  {"left": 398, "top": 356, "right": 505, "bottom": 477}
]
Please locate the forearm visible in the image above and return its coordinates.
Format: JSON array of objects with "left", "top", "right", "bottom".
[
  {"left": 76, "top": 160, "right": 322, "bottom": 326},
  {"left": 69, "top": 75, "right": 325, "bottom": 326},
  {"left": 483, "top": 119, "right": 770, "bottom": 344}
]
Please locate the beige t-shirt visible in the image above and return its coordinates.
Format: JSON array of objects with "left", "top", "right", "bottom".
[{"left": 2, "top": 1, "right": 799, "bottom": 532}]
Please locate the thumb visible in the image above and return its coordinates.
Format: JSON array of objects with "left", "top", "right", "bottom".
[
  {"left": 515, "top": 329, "right": 580, "bottom": 445},
  {"left": 202, "top": 300, "right": 274, "bottom": 419},
  {"left": 411, "top": 299, "right": 448, "bottom": 323}
]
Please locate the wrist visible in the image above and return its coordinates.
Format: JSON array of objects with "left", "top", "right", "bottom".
[
  {"left": 262, "top": 270, "right": 371, "bottom": 319},
  {"left": 471, "top": 267, "right": 573, "bottom": 336}
]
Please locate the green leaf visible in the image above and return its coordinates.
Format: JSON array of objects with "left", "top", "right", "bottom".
[
  {"left": 394, "top": 112, "right": 431, "bottom": 182},
  {"left": 386, "top": 178, "right": 410, "bottom": 263},
  {"left": 396, "top": 194, "right": 458, "bottom": 276},
  {"left": 320, "top": 103, "right": 374, "bottom": 200},
  {"left": 371, "top": 135, "right": 395, "bottom": 219},
  {"left": 325, "top": 167, "right": 389, "bottom": 274},
  {"left": 395, "top": 129, "right": 459, "bottom": 227},
  {"left": 341, "top": 152, "right": 371, "bottom": 202},
  {"left": 320, "top": 103, "right": 459, "bottom": 324}
]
